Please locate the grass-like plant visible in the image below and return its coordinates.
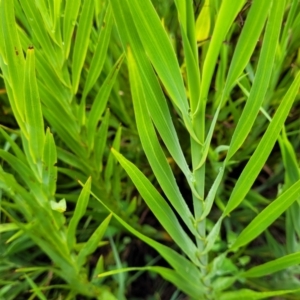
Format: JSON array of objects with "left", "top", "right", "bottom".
[
  {"left": 100, "top": 0, "right": 300, "bottom": 298},
  {"left": 1, "top": 0, "right": 300, "bottom": 299},
  {"left": 0, "top": 0, "right": 132, "bottom": 298}
]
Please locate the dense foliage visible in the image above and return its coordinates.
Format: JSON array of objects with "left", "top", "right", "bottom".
[{"left": 1, "top": 0, "right": 300, "bottom": 299}]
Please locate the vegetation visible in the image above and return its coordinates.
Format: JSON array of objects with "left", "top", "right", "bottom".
[{"left": 1, "top": 0, "right": 300, "bottom": 299}]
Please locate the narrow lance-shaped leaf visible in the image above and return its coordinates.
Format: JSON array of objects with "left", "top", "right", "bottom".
[
  {"left": 196, "top": 0, "right": 246, "bottom": 119},
  {"left": 92, "top": 255, "right": 104, "bottom": 284},
  {"left": 0, "top": 149, "right": 47, "bottom": 205},
  {"left": 219, "top": 288, "right": 300, "bottom": 300},
  {"left": 124, "top": 0, "right": 188, "bottom": 115},
  {"left": 19, "top": 0, "right": 59, "bottom": 70},
  {"left": 51, "top": 0, "right": 62, "bottom": 31},
  {"left": 185, "top": 0, "right": 197, "bottom": 58},
  {"left": 0, "top": 127, "right": 26, "bottom": 162},
  {"left": 174, "top": 0, "right": 199, "bottom": 111},
  {"left": 0, "top": 170, "right": 32, "bottom": 219},
  {"left": 243, "top": 251, "right": 300, "bottom": 278},
  {"left": 202, "top": 167, "right": 225, "bottom": 219},
  {"left": 127, "top": 48, "right": 196, "bottom": 236},
  {"left": 63, "top": 0, "right": 81, "bottom": 58},
  {"left": 279, "top": 130, "right": 300, "bottom": 239},
  {"left": 67, "top": 177, "right": 92, "bottom": 249},
  {"left": 56, "top": 147, "right": 92, "bottom": 172},
  {"left": 36, "top": 82, "right": 80, "bottom": 141},
  {"left": 173, "top": 0, "right": 186, "bottom": 34},
  {"left": 0, "top": 0, "right": 26, "bottom": 132},
  {"left": 88, "top": 188, "right": 202, "bottom": 284},
  {"left": 24, "top": 274, "right": 47, "bottom": 300},
  {"left": 94, "top": 109, "right": 110, "bottom": 174},
  {"left": 224, "top": 71, "right": 300, "bottom": 216},
  {"left": 224, "top": 0, "right": 272, "bottom": 94},
  {"left": 230, "top": 179, "right": 300, "bottom": 250},
  {"left": 203, "top": 217, "right": 223, "bottom": 254},
  {"left": 279, "top": 130, "right": 300, "bottom": 187},
  {"left": 42, "top": 107, "right": 87, "bottom": 159},
  {"left": 104, "top": 128, "right": 122, "bottom": 193},
  {"left": 123, "top": 0, "right": 198, "bottom": 141},
  {"left": 77, "top": 213, "right": 112, "bottom": 268},
  {"left": 111, "top": 149, "right": 199, "bottom": 266},
  {"left": 195, "top": 0, "right": 211, "bottom": 44},
  {"left": 24, "top": 47, "right": 45, "bottom": 171},
  {"left": 42, "top": 128, "right": 57, "bottom": 197},
  {"left": 87, "top": 54, "right": 124, "bottom": 151},
  {"left": 99, "top": 266, "right": 204, "bottom": 299},
  {"left": 109, "top": 237, "right": 125, "bottom": 299},
  {"left": 110, "top": 0, "right": 194, "bottom": 177},
  {"left": 72, "top": 0, "right": 95, "bottom": 94},
  {"left": 82, "top": 6, "right": 114, "bottom": 98},
  {"left": 226, "top": 0, "right": 285, "bottom": 160},
  {"left": 181, "top": 24, "right": 201, "bottom": 113},
  {"left": 34, "top": 0, "right": 61, "bottom": 46},
  {"left": 195, "top": 0, "right": 274, "bottom": 170}
]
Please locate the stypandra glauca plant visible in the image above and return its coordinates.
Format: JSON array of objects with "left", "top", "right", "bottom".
[
  {"left": 1, "top": 0, "right": 300, "bottom": 299},
  {"left": 96, "top": 0, "right": 300, "bottom": 299},
  {"left": 0, "top": 0, "right": 139, "bottom": 299}
]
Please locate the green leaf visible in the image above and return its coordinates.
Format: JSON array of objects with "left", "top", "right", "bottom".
[
  {"left": 88, "top": 189, "right": 202, "bottom": 284},
  {"left": 204, "top": 217, "right": 223, "bottom": 254},
  {"left": 0, "top": 223, "right": 18, "bottom": 233},
  {"left": 226, "top": 0, "right": 285, "bottom": 160},
  {"left": 99, "top": 266, "right": 205, "bottom": 298},
  {"left": 197, "top": 0, "right": 246, "bottom": 116},
  {"left": 0, "top": 169, "right": 32, "bottom": 219},
  {"left": 104, "top": 127, "right": 122, "bottom": 193},
  {"left": 34, "top": 0, "right": 57, "bottom": 43},
  {"left": 279, "top": 130, "right": 300, "bottom": 187},
  {"left": 31, "top": 46, "right": 72, "bottom": 105},
  {"left": 93, "top": 109, "right": 110, "bottom": 174},
  {"left": 0, "top": 127, "right": 25, "bottom": 162},
  {"left": 56, "top": 147, "right": 92, "bottom": 173},
  {"left": 77, "top": 213, "right": 112, "bottom": 268},
  {"left": 230, "top": 179, "right": 300, "bottom": 250},
  {"left": 67, "top": 177, "right": 92, "bottom": 249},
  {"left": 63, "top": 0, "right": 81, "bottom": 58},
  {"left": 181, "top": 22, "right": 201, "bottom": 113},
  {"left": 111, "top": 0, "right": 199, "bottom": 169},
  {"left": 111, "top": 149, "right": 199, "bottom": 266},
  {"left": 72, "top": 0, "right": 95, "bottom": 94},
  {"left": 127, "top": 48, "right": 196, "bottom": 236},
  {"left": 109, "top": 237, "right": 125, "bottom": 299},
  {"left": 195, "top": 0, "right": 277, "bottom": 170},
  {"left": 24, "top": 274, "right": 47, "bottom": 300},
  {"left": 0, "top": 150, "right": 46, "bottom": 206},
  {"left": 42, "top": 128, "right": 57, "bottom": 197},
  {"left": 24, "top": 47, "right": 45, "bottom": 170},
  {"left": 0, "top": 0, "right": 26, "bottom": 133},
  {"left": 224, "top": 70, "right": 300, "bottom": 215},
  {"left": 82, "top": 6, "right": 113, "bottom": 98},
  {"left": 202, "top": 167, "right": 225, "bottom": 219},
  {"left": 123, "top": 0, "right": 188, "bottom": 115},
  {"left": 224, "top": 0, "right": 272, "bottom": 94},
  {"left": 87, "top": 54, "right": 124, "bottom": 151},
  {"left": 18, "top": 0, "right": 60, "bottom": 69},
  {"left": 195, "top": 0, "right": 211, "bottom": 43},
  {"left": 92, "top": 255, "right": 105, "bottom": 284},
  {"left": 219, "top": 288, "right": 300, "bottom": 300},
  {"left": 113, "top": 0, "right": 201, "bottom": 141},
  {"left": 243, "top": 251, "right": 300, "bottom": 278}
]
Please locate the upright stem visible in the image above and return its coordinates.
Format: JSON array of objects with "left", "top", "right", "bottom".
[{"left": 191, "top": 138, "right": 211, "bottom": 295}]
